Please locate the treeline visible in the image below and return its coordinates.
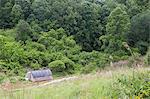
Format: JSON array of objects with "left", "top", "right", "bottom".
[
  {"left": 1, "top": 0, "right": 149, "bottom": 52},
  {"left": 0, "top": 0, "right": 150, "bottom": 77}
]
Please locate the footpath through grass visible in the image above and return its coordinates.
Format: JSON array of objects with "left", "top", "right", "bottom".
[{"left": 0, "top": 75, "right": 111, "bottom": 99}]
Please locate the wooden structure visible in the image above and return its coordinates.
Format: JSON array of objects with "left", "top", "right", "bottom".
[{"left": 25, "top": 69, "right": 53, "bottom": 82}]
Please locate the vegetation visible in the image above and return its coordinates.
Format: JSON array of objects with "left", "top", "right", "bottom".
[
  {"left": 0, "top": 0, "right": 149, "bottom": 92},
  {"left": 111, "top": 69, "right": 150, "bottom": 98},
  {"left": 0, "top": 67, "right": 149, "bottom": 99},
  {"left": 145, "top": 47, "right": 150, "bottom": 66}
]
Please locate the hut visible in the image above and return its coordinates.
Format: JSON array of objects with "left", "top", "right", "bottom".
[{"left": 25, "top": 69, "right": 53, "bottom": 82}]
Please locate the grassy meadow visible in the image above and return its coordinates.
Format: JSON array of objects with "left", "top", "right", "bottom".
[{"left": 0, "top": 67, "right": 149, "bottom": 99}]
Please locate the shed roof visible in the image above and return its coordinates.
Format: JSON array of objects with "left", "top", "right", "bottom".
[{"left": 31, "top": 69, "right": 52, "bottom": 78}]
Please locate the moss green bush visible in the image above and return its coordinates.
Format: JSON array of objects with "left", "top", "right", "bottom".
[{"left": 48, "top": 60, "right": 65, "bottom": 72}]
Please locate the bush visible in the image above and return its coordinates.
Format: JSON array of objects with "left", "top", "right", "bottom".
[
  {"left": 81, "top": 62, "right": 97, "bottom": 74},
  {"left": 111, "top": 70, "right": 150, "bottom": 98},
  {"left": 78, "top": 51, "right": 109, "bottom": 68},
  {"left": 30, "top": 62, "right": 41, "bottom": 69},
  {"left": 62, "top": 57, "right": 75, "bottom": 71},
  {"left": 48, "top": 60, "right": 65, "bottom": 72},
  {"left": 0, "top": 73, "right": 5, "bottom": 84}
]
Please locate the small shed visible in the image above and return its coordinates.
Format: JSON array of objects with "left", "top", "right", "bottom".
[{"left": 25, "top": 69, "right": 53, "bottom": 82}]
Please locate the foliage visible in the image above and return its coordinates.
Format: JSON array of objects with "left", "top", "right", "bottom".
[
  {"left": 0, "top": 35, "right": 25, "bottom": 76},
  {"left": 0, "top": 73, "right": 5, "bottom": 84},
  {"left": 0, "top": 0, "right": 149, "bottom": 53},
  {"left": 11, "top": 4, "right": 24, "bottom": 24},
  {"left": 111, "top": 70, "right": 150, "bottom": 98},
  {"left": 145, "top": 47, "right": 150, "bottom": 66},
  {"left": 106, "top": 6, "right": 130, "bottom": 35},
  {"left": 0, "top": 28, "right": 110, "bottom": 78},
  {"left": 77, "top": 51, "right": 109, "bottom": 73},
  {"left": 100, "top": 6, "right": 131, "bottom": 55},
  {"left": 0, "top": 0, "right": 149, "bottom": 80},
  {"left": 16, "top": 20, "right": 32, "bottom": 42},
  {"left": 0, "top": 68, "right": 149, "bottom": 99},
  {"left": 48, "top": 60, "right": 65, "bottom": 72},
  {"left": 127, "top": 11, "right": 150, "bottom": 55},
  {"left": 0, "top": 0, "right": 14, "bottom": 28},
  {"left": 99, "top": 34, "right": 126, "bottom": 54}
]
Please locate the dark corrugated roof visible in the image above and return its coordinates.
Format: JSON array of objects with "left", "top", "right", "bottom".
[{"left": 31, "top": 69, "right": 52, "bottom": 78}]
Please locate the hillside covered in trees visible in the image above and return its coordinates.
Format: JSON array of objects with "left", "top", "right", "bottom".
[{"left": 0, "top": 0, "right": 150, "bottom": 78}]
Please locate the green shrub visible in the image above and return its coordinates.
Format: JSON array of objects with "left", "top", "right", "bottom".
[
  {"left": 62, "top": 57, "right": 75, "bottom": 70},
  {"left": 9, "top": 77, "right": 18, "bottom": 83},
  {"left": 111, "top": 70, "right": 150, "bottom": 98},
  {"left": 25, "top": 41, "right": 46, "bottom": 51},
  {"left": 126, "top": 52, "right": 141, "bottom": 67},
  {"left": 0, "top": 74, "right": 5, "bottom": 84},
  {"left": 81, "top": 62, "right": 97, "bottom": 74},
  {"left": 48, "top": 60, "right": 65, "bottom": 72},
  {"left": 0, "top": 29, "right": 16, "bottom": 39},
  {"left": 78, "top": 51, "right": 109, "bottom": 68},
  {"left": 30, "top": 62, "right": 41, "bottom": 69}
]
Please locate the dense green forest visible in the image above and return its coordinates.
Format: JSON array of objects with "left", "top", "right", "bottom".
[{"left": 0, "top": 0, "right": 150, "bottom": 77}]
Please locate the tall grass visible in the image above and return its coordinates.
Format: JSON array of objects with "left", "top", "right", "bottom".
[
  {"left": 0, "top": 67, "right": 149, "bottom": 99},
  {"left": 0, "top": 76, "right": 112, "bottom": 99},
  {"left": 110, "top": 69, "right": 150, "bottom": 98}
]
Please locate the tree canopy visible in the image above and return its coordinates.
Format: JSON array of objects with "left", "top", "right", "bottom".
[{"left": 0, "top": 0, "right": 149, "bottom": 76}]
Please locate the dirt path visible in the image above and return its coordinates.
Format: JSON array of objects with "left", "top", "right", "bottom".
[
  {"left": 31, "top": 76, "right": 78, "bottom": 88},
  {"left": 0, "top": 76, "right": 78, "bottom": 92}
]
